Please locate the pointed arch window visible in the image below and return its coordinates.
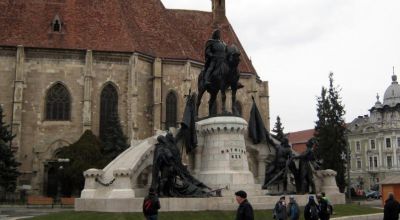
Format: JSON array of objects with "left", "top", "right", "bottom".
[
  {"left": 100, "top": 83, "right": 118, "bottom": 139},
  {"left": 45, "top": 83, "right": 71, "bottom": 121},
  {"left": 165, "top": 92, "right": 177, "bottom": 130}
]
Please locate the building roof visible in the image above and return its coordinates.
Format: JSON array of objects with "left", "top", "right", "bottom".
[
  {"left": 379, "top": 175, "right": 400, "bottom": 185},
  {"left": 0, "top": 0, "right": 256, "bottom": 74},
  {"left": 287, "top": 129, "right": 315, "bottom": 153},
  {"left": 287, "top": 129, "right": 315, "bottom": 145},
  {"left": 383, "top": 75, "right": 400, "bottom": 107}
]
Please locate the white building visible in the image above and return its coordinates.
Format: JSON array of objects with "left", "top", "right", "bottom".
[{"left": 348, "top": 74, "right": 400, "bottom": 190}]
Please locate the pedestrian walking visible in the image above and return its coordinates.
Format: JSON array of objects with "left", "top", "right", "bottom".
[
  {"left": 143, "top": 188, "right": 161, "bottom": 220},
  {"left": 384, "top": 193, "right": 400, "bottom": 220},
  {"left": 273, "top": 196, "right": 287, "bottom": 220},
  {"left": 235, "top": 190, "right": 254, "bottom": 220},
  {"left": 287, "top": 195, "right": 300, "bottom": 220},
  {"left": 304, "top": 195, "right": 319, "bottom": 220}
]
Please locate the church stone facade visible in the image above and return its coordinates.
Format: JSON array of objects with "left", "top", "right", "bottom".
[
  {"left": 0, "top": 0, "right": 270, "bottom": 196},
  {"left": 348, "top": 74, "right": 400, "bottom": 190}
]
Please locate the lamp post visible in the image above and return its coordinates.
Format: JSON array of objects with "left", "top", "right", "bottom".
[{"left": 56, "top": 158, "right": 70, "bottom": 202}]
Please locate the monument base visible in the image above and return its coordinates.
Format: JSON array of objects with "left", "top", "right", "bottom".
[{"left": 75, "top": 193, "right": 345, "bottom": 212}]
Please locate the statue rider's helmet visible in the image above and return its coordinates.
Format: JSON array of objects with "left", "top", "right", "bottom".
[{"left": 212, "top": 29, "right": 221, "bottom": 40}]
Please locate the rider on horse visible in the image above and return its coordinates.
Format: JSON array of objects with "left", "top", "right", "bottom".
[
  {"left": 203, "top": 29, "right": 244, "bottom": 89},
  {"left": 203, "top": 29, "right": 226, "bottom": 88}
]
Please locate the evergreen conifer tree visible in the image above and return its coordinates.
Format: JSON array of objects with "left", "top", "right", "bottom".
[
  {"left": 315, "top": 73, "right": 347, "bottom": 192},
  {"left": 272, "top": 116, "right": 285, "bottom": 141},
  {"left": 101, "top": 112, "right": 129, "bottom": 161},
  {"left": 57, "top": 130, "right": 106, "bottom": 195},
  {"left": 0, "top": 105, "right": 20, "bottom": 195}
]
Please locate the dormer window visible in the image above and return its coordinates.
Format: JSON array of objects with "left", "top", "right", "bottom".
[
  {"left": 53, "top": 20, "right": 60, "bottom": 32},
  {"left": 51, "top": 15, "right": 62, "bottom": 32}
]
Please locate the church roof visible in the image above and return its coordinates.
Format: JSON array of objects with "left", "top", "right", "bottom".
[{"left": 0, "top": 0, "right": 256, "bottom": 74}]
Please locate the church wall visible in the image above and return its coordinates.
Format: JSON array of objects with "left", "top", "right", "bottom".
[
  {"left": 135, "top": 58, "right": 154, "bottom": 139},
  {"left": 21, "top": 49, "right": 86, "bottom": 188},
  {"left": 0, "top": 47, "right": 16, "bottom": 124}
]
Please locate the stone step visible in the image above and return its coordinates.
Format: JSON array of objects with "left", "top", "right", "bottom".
[{"left": 76, "top": 193, "right": 346, "bottom": 212}]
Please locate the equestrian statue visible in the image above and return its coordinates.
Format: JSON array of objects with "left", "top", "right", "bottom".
[{"left": 196, "top": 28, "right": 244, "bottom": 116}]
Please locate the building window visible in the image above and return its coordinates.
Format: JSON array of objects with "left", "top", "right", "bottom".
[
  {"left": 374, "top": 156, "right": 378, "bottom": 168},
  {"left": 386, "top": 138, "right": 392, "bottom": 148},
  {"left": 370, "top": 140, "right": 375, "bottom": 150},
  {"left": 356, "top": 141, "right": 361, "bottom": 152},
  {"left": 165, "top": 92, "right": 177, "bottom": 130},
  {"left": 387, "top": 156, "right": 393, "bottom": 169},
  {"left": 51, "top": 15, "right": 62, "bottom": 32},
  {"left": 45, "top": 83, "right": 71, "bottom": 121},
  {"left": 356, "top": 159, "right": 362, "bottom": 170},
  {"left": 397, "top": 137, "right": 400, "bottom": 148},
  {"left": 100, "top": 83, "right": 118, "bottom": 139}
]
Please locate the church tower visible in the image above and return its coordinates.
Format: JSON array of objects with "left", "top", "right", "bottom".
[{"left": 212, "top": 0, "right": 226, "bottom": 25}]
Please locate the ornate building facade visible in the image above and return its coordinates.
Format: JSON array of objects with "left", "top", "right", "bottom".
[
  {"left": 0, "top": 0, "right": 270, "bottom": 195},
  {"left": 348, "top": 74, "right": 400, "bottom": 190}
]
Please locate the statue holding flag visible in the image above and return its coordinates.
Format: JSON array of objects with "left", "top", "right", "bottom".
[{"left": 248, "top": 97, "right": 298, "bottom": 193}]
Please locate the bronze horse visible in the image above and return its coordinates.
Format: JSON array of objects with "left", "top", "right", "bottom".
[{"left": 196, "top": 45, "right": 242, "bottom": 116}]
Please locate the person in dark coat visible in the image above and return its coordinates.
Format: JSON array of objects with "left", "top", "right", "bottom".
[
  {"left": 384, "top": 193, "right": 400, "bottom": 220},
  {"left": 273, "top": 196, "right": 288, "bottom": 220},
  {"left": 143, "top": 188, "right": 161, "bottom": 220},
  {"left": 317, "top": 194, "right": 330, "bottom": 220},
  {"left": 235, "top": 190, "right": 254, "bottom": 220},
  {"left": 304, "top": 196, "right": 319, "bottom": 220},
  {"left": 287, "top": 195, "right": 300, "bottom": 220}
]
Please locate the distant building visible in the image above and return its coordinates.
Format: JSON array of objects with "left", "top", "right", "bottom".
[
  {"left": 287, "top": 129, "right": 314, "bottom": 153},
  {"left": 348, "top": 74, "right": 400, "bottom": 190}
]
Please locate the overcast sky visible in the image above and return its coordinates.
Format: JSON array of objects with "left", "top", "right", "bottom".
[{"left": 161, "top": 0, "right": 400, "bottom": 132}]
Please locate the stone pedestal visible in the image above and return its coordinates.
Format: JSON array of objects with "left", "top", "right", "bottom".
[
  {"left": 109, "top": 168, "right": 135, "bottom": 198},
  {"left": 81, "top": 169, "right": 104, "bottom": 199},
  {"left": 196, "top": 116, "right": 255, "bottom": 189},
  {"left": 315, "top": 169, "right": 341, "bottom": 194}
]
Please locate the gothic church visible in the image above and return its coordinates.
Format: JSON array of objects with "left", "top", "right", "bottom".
[{"left": 0, "top": 0, "right": 270, "bottom": 195}]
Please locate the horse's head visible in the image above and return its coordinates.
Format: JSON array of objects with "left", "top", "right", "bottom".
[{"left": 226, "top": 44, "right": 241, "bottom": 68}]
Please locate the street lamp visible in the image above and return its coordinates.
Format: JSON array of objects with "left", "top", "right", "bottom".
[{"left": 56, "top": 158, "right": 70, "bottom": 202}]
